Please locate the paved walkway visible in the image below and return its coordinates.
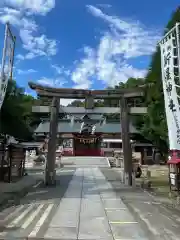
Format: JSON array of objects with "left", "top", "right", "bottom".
[
  {"left": 0, "top": 168, "right": 148, "bottom": 240},
  {"left": 1, "top": 167, "right": 180, "bottom": 239},
  {"left": 102, "top": 168, "right": 180, "bottom": 240},
  {"left": 45, "top": 168, "right": 147, "bottom": 240},
  {"left": 61, "top": 156, "right": 110, "bottom": 167}
]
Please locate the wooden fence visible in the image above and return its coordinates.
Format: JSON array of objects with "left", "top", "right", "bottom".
[{"left": 0, "top": 143, "right": 26, "bottom": 182}]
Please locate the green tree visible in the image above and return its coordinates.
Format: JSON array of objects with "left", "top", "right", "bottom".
[
  {"left": 0, "top": 80, "right": 38, "bottom": 140},
  {"left": 67, "top": 100, "right": 85, "bottom": 107}
]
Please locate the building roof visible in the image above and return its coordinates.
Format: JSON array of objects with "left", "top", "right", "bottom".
[
  {"left": 20, "top": 142, "right": 42, "bottom": 148},
  {"left": 35, "top": 121, "right": 138, "bottom": 134}
]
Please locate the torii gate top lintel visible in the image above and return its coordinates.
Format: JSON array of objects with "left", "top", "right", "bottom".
[
  {"left": 28, "top": 81, "right": 146, "bottom": 99},
  {"left": 29, "top": 81, "right": 148, "bottom": 187}
]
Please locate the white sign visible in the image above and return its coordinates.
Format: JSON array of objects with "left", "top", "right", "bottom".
[
  {"left": 159, "top": 25, "right": 180, "bottom": 150},
  {"left": 171, "top": 178, "right": 175, "bottom": 185},
  {"left": 170, "top": 173, "right": 176, "bottom": 185},
  {"left": 170, "top": 173, "right": 175, "bottom": 179}
]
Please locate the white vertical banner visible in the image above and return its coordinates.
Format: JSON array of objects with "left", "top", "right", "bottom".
[
  {"left": 0, "top": 23, "right": 15, "bottom": 110},
  {"left": 159, "top": 27, "right": 180, "bottom": 150},
  {"left": 0, "top": 24, "right": 8, "bottom": 110}
]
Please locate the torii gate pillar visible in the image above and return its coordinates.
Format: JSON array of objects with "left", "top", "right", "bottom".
[
  {"left": 28, "top": 81, "right": 147, "bottom": 187},
  {"left": 120, "top": 97, "right": 132, "bottom": 186},
  {"left": 45, "top": 97, "right": 59, "bottom": 186}
]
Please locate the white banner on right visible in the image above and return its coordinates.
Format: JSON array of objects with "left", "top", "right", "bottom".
[{"left": 159, "top": 23, "right": 180, "bottom": 150}]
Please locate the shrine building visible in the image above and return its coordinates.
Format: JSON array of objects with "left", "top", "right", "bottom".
[{"left": 34, "top": 115, "right": 154, "bottom": 164}]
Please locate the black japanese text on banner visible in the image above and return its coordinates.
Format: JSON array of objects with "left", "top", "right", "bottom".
[{"left": 160, "top": 30, "right": 180, "bottom": 150}]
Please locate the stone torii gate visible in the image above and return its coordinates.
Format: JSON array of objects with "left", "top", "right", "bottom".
[{"left": 29, "top": 82, "right": 147, "bottom": 186}]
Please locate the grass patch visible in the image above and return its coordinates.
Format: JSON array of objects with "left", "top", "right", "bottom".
[
  {"left": 150, "top": 175, "right": 170, "bottom": 197},
  {"left": 137, "top": 165, "right": 171, "bottom": 197}
]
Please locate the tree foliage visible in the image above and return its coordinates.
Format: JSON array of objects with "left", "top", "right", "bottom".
[
  {"left": 67, "top": 100, "right": 85, "bottom": 107},
  {"left": 0, "top": 80, "right": 39, "bottom": 140}
]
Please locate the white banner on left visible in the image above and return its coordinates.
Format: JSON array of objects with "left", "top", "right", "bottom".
[{"left": 0, "top": 23, "right": 16, "bottom": 110}]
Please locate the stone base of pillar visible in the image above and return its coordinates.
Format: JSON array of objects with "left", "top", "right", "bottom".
[
  {"left": 124, "top": 172, "right": 129, "bottom": 185},
  {"left": 44, "top": 169, "right": 56, "bottom": 186},
  {"left": 124, "top": 172, "right": 132, "bottom": 186},
  {"left": 116, "top": 158, "right": 121, "bottom": 167},
  {"left": 132, "top": 172, "right": 136, "bottom": 188}
]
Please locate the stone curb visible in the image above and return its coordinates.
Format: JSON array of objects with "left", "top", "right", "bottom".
[{"left": 0, "top": 179, "right": 43, "bottom": 210}]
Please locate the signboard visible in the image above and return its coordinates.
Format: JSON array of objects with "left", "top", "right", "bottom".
[
  {"left": 170, "top": 173, "right": 176, "bottom": 185},
  {"left": 63, "top": 139, "right": 73, "bottom": 148},
  {"left": 159, "top": 24, "right": 180, "bottom": 150}
]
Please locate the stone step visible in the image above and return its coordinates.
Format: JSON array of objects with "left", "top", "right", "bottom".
[{"left": 61, "top": 157, "right": 110, "bottom": 168}]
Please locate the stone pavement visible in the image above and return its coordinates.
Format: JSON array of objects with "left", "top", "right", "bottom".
[
  {"left": 0, "top": 168, "right": 75, "bottom": 239},
  {"left": 61, "top": 156, "right": 110, "bottom": 167},
  {"left": 0, "top": 167, "right": 149, "bottom": 240},
  {"left": 0, "top": 174, "right": 43, "bottom": 209},
  {"left": 102, "top": 168, "right": 180, "bottom": 240},
  {"left": 0, "top": 167, "right": 180, "bottom": 239}
]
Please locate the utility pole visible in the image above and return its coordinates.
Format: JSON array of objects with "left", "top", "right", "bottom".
[
  {"left": 120, "top": 97, "right": 132, "bottom": 186},
  {"left": 45, "top": 97, "right": 59, "bottom": 186}
]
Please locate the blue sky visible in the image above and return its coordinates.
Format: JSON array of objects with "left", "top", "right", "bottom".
[{"left": 0, "top": 0, "right": 179, "bottom": 105}]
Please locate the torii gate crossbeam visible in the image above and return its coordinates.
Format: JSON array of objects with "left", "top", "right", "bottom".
[{"left": 29, "top": 82, "right": 147, "bottom": 186}]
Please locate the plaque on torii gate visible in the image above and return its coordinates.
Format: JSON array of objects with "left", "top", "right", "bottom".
[{"left": 29, "top": 82, "right": 147, "bottom": 186}]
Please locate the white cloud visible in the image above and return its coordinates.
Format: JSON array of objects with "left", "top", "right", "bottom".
[
  {"left": 0, "top": 1, "right": 57, "bottom": 60},
  {"left": 24, "top": 52, "right": 36, "bottom": 59},
  {"left": 97, "top": 4, "right": 111, "bottom": 8},
  {"left": 51, "top": 64, "right": 71, "bottom": 76},
  {"left": 71, "top": 5, "right": 161, "bottom": 87},
  {"left": 71, "top": 47, "right": 96, "bottom": 89},
  {"left": 51, "top": 64, "right": 64, "bottom": 75},
  {"left": 37, "top": 77, "right": 67, "bottom": 87},
  {"left": 17, "top": 68, "right": 37, "bottom": 74},
  {"left": 0, "top": 7, "right": 21, "bottom": 25},
  {"left": 64, "top": 70, "right": 71, "bottom": 76},
  {"left": 16, "top": 54, "right": 25, "bottom": 60},
  {"left": 73, "top": 83, "right": 92, "bottom": 89},
  {"left": 0, "top": 0, "right": 55, "bottom": 15},
  {"left": 19, "top": 30, "right": 57, "bottom": 59}
]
